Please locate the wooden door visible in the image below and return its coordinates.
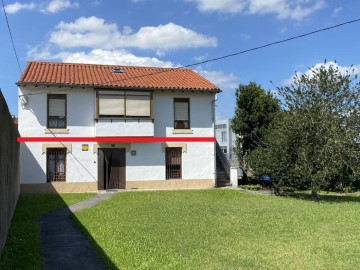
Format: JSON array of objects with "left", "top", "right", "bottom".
[{"left": 98, "top": 148, "right": 126, "bottom": 190}]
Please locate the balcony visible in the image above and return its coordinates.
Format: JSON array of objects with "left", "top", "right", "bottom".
[{"left": 95, "top": 118, "right": 154, "bottom": 137}]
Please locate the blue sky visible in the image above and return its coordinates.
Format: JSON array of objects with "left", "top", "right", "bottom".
[{"left": 1, "top": 0, "right": 359, "bottom": 118}]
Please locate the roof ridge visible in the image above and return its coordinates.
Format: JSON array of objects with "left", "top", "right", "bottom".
[{"left": 26, "top": 60, "right": 192, "bottom": 71}]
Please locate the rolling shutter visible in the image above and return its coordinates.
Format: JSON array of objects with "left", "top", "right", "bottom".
[
  {"left": 126, "top": 92, "right": 151, "bottom": 117},
  {"left": 174, "top": 101, "right": 189, "bottom": 121},
  {"left": 99, "top": 94, "right": 125, "bottom": 116},
  {"left": 49, "top": 98, "right": 65, "bottom": 117}
]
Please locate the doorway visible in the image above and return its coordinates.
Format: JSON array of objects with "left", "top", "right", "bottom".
[{"left": 98, "top": 148, "right": 126, "bottom": 190}]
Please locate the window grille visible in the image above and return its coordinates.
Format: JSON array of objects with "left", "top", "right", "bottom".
[{"left": 166, "top": 147, "right": 182, "bottom": 179}]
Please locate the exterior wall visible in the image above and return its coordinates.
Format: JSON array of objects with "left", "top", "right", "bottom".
[
  {"left": 0, "top": 91, "right": 20, "bottom": 253},
  {"left": 18, "top": 86, "right": 216, "bottom": 191},
  {"left": 215, "top": 118, "right": 237, "bottom": 160},
  {"left": 96, "top": 119, "right": 154, "bottom": 137}
]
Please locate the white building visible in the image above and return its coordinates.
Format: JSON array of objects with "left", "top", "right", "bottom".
[
  {"left": 17, "top": 61, "right": 221, "bottom": 193},
  {"left": 215, "top": 119, "right": 237, "bottom": 160}
]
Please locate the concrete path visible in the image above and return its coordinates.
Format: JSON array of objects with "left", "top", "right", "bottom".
[{"left": 38, "top": 192, "right": 118, "bottom": 270}]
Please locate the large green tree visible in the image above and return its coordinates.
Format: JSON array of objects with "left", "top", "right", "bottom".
[
  {"left": 232, "top": 82, "right": 280, "bottom": 178},
  {"left": 249, "top": 62, "right": 360, "bottom": 199}
]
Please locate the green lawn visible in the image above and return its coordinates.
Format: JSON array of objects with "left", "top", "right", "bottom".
[
  {"left": 0, "top": 193, "right": 95, "bottom": 270},
  {"left": 74, "top": 189, "right": 360, "bottom": 270}
]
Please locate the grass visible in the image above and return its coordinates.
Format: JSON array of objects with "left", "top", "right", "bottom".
[
  {"left": 74, "top": 189, "right": 360, "bottom": 270},
  {"left": 0, "top": 193, "right": 95, "bottom": 270}
]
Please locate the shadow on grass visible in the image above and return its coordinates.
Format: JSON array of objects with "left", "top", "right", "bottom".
[
  {"left": 282, "top": 191, "right": 360, "bottom": 203},
  {"left": 71, "top": 214, "right": 118, "bottom": 270},
  {"left": 0, "top": 191, "right": 118, "bottom": 269}
]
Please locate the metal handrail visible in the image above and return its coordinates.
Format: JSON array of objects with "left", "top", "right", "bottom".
[{"left": 216, "top": 141, "right": 231, "bottom": 177}]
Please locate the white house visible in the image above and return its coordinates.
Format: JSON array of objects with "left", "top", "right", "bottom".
[
  {"left": 17, "top": 61, "right": 221, "bottom": 193},
  {"left": 215, "top": 119, "right": 237, "bottom": 160}
]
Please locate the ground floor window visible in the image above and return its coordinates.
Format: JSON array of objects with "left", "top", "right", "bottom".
[
  {"left": 166, "top": 147, "right": 182, "bottom": 179},
  {"left": 220, "top": 146, "right": 228, "bottom": 154},
  {"left": 47, "top": 148, "right": 66, "bottom": 182}
]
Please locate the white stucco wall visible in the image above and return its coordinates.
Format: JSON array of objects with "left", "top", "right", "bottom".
[{"left": 18, "top": 86, "right": 216, "bottom": 185}]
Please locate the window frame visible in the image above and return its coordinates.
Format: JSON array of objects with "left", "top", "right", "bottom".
[
  {"left": 174, "top": 98, "right": 190, "bottom": 129},
  {"left": 47, "top": 94, "right": 67, "bottom": 129},
  {"left": 96, "top": 90, "right": 153, "bottom": 120}
]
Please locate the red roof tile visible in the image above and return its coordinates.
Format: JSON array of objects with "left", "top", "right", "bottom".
[{"left": 17, "top": 61, "right": 220, "bottom": 92}]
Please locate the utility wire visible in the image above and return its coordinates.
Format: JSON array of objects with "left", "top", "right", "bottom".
[
  {"left": 183, "top": 18, "right": 360, "bottom": 68},
  {"left": 2, "top": 0, "right": 22, "bottom": 74},
  {"left": 19, "top": 17, "right": 360, "bottom": 97}
]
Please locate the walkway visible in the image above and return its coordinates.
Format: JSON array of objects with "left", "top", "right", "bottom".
[{"left": 38, "top": 192, "right": 118, "bottom": 270}]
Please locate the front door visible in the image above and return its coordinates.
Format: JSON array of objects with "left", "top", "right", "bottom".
[{"left": 98, "top": 148, "right": 126, "bottom": 190}]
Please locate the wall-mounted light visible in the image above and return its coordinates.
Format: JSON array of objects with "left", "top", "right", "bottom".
[{"left": 20, "top": 95, "right": 28, "bottom": 106}]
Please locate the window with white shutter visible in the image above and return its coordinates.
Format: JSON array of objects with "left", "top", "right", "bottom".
[
  {"left": 99, "top": 92, "right": 125, "bottom": 116},
  {"left": 97, "top": 90, "right": 151, "bottom": 118},
  {"left": 48, "top": 95, "right": 66, "bottom": 128},
  {"left": 126, "top": 92, "right": 151, "bottom": 117},
  {"left": 174, "top": 98, "right": 190, "bottom": 129}
]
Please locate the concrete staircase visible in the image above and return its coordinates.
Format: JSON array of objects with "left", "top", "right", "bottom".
[{"left": 216, "top": 155, "right": 232, "bottom": 187}]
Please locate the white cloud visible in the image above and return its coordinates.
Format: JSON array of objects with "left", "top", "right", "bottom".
[
  {"left": 332, "top": 6, "right": 342, "bottom": 17},
  {"left": 197, "top": 69, "right": 239, "bottom": 89},
  {"left": 4, "top": 0, "right": 78, "bottom": 14},
  {"left": 187, "top": 0, "right": 245, "bottom": 13},
  {"left": 193, "top": 53, "right": 209, "bottom": 62},
  {"left": 49, "top": 16, "right": 217, "bottom": 51},
  {"left": 186, "top": 0, "right": 326, "bottom": 21},
  {"left": 4, "top": 2, "right": 36, "bottom": 14},
  {"left": 283, "top": 62, "right": 360, "bottom": 86},
  {"left": 27, "top": 47, "right": 176, "bottom": 68},
  {"left": 239, "top": 33, "right": 251, "bottom": 41},
  {"left": 91, "top": 0, "right": 101, "bottom": 7},
  {"left": 41, "top": 0, "right": 79, "bottom": 13}
]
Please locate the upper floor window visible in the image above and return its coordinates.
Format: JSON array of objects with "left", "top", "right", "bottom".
[
  {"left": 97, "top": 91, "right": 151, "bottom": 118},
  {"left": 174, "top": 98, "right": 190, "bottom": 129},
  {"left": 48, "top": 94, "right": 66, "bottom": 128}
]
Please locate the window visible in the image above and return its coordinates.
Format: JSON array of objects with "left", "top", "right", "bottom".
[
  {"left": 221, "top": 146, "right": 228, "bottom": 154},
  {"left": 48, "top": 95, "right": 66, "bottom": 128},
  {"left": 47, "top": 148, "right": 66, "bottom": 182},
  {"left": 174, "top": 98, "right": 190, "bottom": 129},
  {"left": 216, "top": 124, "right": 227, "bottom": 143},
  {"left": 97, "top": 91, "right": 151, "bottom": 118},
  {"left": 166, "top": 147, "right": 182, "bottom": 179},
  {"left": 221, "top": 130, "right": 227, "bottom": 143}
]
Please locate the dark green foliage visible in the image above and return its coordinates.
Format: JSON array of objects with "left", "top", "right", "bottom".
[
  {"left": 249, "top": 62, "right": 360, "bottom": 199},
  {"left": 232, "top": 82, "right": 280, "bottom": 176},
  {"left": 239, "top": 184, "right": 262, "bottom": 190}
]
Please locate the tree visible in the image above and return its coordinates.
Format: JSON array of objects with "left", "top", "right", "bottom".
[
  {"left": 249, "top": 62, "right": 360, "bottom": 199},
  {"left": 232, "top": 82, "right": 280, "bottom": 179}
]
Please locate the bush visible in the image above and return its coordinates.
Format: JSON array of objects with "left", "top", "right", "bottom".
[{"left": 239, "top": 184, "right": 262, "bottom": 191}]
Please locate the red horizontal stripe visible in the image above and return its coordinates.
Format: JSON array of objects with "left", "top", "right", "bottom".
[{"left": 17, "top": 136, "right": 216, "bottom": 143}]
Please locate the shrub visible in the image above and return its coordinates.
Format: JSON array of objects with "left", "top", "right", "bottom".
[{"left": 239, "top": 184, "right": 262, "bottom": 191}]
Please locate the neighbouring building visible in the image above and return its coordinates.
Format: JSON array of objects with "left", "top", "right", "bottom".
[
  {"left": 17, "top": 61, "right": 222, "bottom": 193},
  {"left": 215, "top": 119, "right": 237, "bottom": 160}
]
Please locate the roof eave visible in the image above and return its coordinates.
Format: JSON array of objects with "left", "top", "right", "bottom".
[{"left": 17, "top": 82, "right": 221, "bottom": 93}]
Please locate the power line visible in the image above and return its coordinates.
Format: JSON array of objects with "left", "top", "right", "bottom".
[
  {"left": 2, "top": 0, "right": 22, "bottom": 74},
  {"left": 183, "top": 18, "right": 360, "bottom": 68},
  {"left": 19, "top": 17, "right": 360, "bottom": 97}
]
